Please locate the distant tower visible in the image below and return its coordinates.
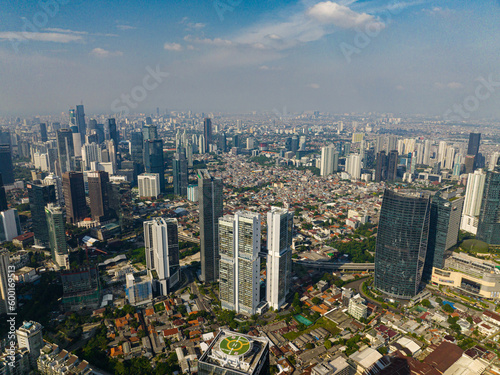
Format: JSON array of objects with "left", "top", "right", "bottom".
[
  {"left": 460, "top": 169, "right": 486, "bottom": 234},
  {"left": 62, "top": 172, "right": 87, "bottom": 224},
  {"left": 0, "top": 174, "right": 7, "bottom": 211},
  {"left": 374, "top": 189, "right": 431, "bottom": 299},
  {"left": 75, "top": 104, "right": 86, "bottom": 142},
  {"left": 477, "top": 162, "right": 500, "bottom": 245},
  {"left": 198, "top": 170, "right": 223, "bottom": 283},
  {"left": 0, "top": 145, "right": 14, "bottom": 184},
  {"left": 45, "top": 203, "right": 68, "bottom": 269},
  {"left": 87, "top": 171, "right": 110, "bottom": 222},
  {"left": 39, "top": 123, "right": 48, "bottom": 142},
  {"left": 143, "top": 140, "right": 165, "bottom": 192},
  {"left": 267, "top": 207, "right": 293, "bottom": 311},
  {"left": 203, "top": 118, "right": 212, "bottom": 151},
  {"left": 320, "top": 145, "right": 338, "bottom": 177},
  {"left": 173, "top": 151, "right": 188, "bottom": 196},
  {"left": 144, "top": 218, "right": 180, "bottom": 295},
  {"left": 27, "top": 181, "right": 56, "bottom": 247},
  {"left": 56, "top": 129, "right": 75, "bottom": 175}
]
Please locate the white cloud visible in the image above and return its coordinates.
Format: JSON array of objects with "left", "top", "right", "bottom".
[
  {"left": 187, "top": 22, "right": 206, "bottom": 30},
  {"left": 307, "top": 1, "right": 384, "bottom": 29},
  {"left": 184, "top": 36, "right": 234, "bottom": 47},
  {"left": 90, "top": 47, "right": 123, "bottom": 57},
  {"left": 44, "top": 28, "right": 88, "bottom": 35},
  {"left": 117, "top": 24, "right": 137, "bottom": 30},
  {"left": 164, "top": 42, "right": 183, "bottom": 51},
  {"left": 434, "top": 82, "right": 463, "bottom": 90},
  {"left": 0, "top": 31, "right": 84, "bottom": 43},
  {"left": 307, "top": 83, "right": 320, "bottom": 89}
]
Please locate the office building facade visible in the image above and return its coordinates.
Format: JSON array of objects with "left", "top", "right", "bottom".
[
  {"left": 27, "top": 182, "right": 56, "bottom": 247},
  {"left": 0, "top": 145, "right": 14, "bottom": 185},
  {"left": 203, "top": 118, "right": 212, "bottom": 151},
  {"left": 144, "top": 139, "right": 165, "bottom": 192},
  {"left": 45, "top": 204, "right": 68, "bottom": 269},
  {"left": 138, "top": 173, "right": 160, "bottom": 198},
  {"left": 173, "top": 152, "right": 188, "bottom": 196},
  {"left": 62, "top": 172, "right": 87, "bottom": 224},
  {"left": 199, "top": 170, "right": 223, "bottom": 283},
  {"left": 0, "top": 209, "right": 20, "bottom": 242},
  {"left": 56, "top": 129, "right": 74, "bottom": 175},
  {"left": 320, "top": 145, "right": 338, "bottom": 177},
  {"left": 374, "top": 189, "right": 431, "bottom": 299},
  {"left": 266, "top": 207, "right": 293, "bottom": 311},
  {"left": 87, "top": 171, "right": 110, "bottom": 222},
  {"left": 477, "top": 165, "right": 500, "bottom": 245}
]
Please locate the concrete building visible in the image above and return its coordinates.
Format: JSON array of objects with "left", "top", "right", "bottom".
[
  {"left": 219, "top": 211, "right": 261, "bottom": 315},
  {"left": 266, "top": 207, "right": 293, "bottom": 311},
  {"left": 125, "top": 273, "right": 153, "bottom": 306},
  {"left": 348, "top": 295, "right": 367, "bottom": 321},
  {"left": 45, "top": 204, "right": 69, "bottom": 269},
  {"left": 461, "top": 169, "right": 487, "bottom": 235},
  {"left": 0, "top": 209, "right": 20, "bottom": 242},
  {"left": 320, "top": 145, "right": 339, "bottom": 177},
  {"left": 16, "top": 321, "right": 43, "bottom": 368},
  {"left": 138, "top": 173, "right": 160, "bottom": 199},
  {"left": 144, "top": 218, "right": 180, "bottom": 296}
]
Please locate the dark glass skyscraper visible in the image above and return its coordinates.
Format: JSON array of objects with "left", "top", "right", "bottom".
[
  {"left": 198, "top": 169, "right": 223, "bottom": 283},
  {"left": 375, "top": 151, "right": 387, "bottom": 182},
  {"left": 173, "top": 151, "right": 188, "bottom": 196},
  {"left": 467, "top": 132, "right": 481, "bottom": 157},
  {"left": 423, "top": 192, "right": 464, "bottom": 279},
  {"left": 62, "top": 172, "right": 87, "bottom": 224},
  {"left": 76, "top": 104, "right": 86, "bottom": 142},
  {"left": 0, "top": 174, "right": 7, "bottom": 211},
  {"left": 477, "top": 164, "right": 500, "bottom": 245},
  {"left": 39, "top": 123, "right": 48, "bottom": 142},
  {"left": 106, "top": 118, "right": 118, "bottom": 148},
  {"left": 0, "top": 145, "right": 14, "bottom": 185},
  {"left": 56, "top": 129, "right": 75, "bottom": 174},
  {"left": 374, "top": 189, "right": 431, "bottom": 299},
  {"left": 130, "top": 131, "right": 144, "bottom": 168},
  {"left": 144, "top": 140, "right": 165, "bottom": 192},
  {"left": 27, "top": 181, "right": 56, "bottom": 247},
  {"left": 387, "top": 150, "right": 398, "bottom": 181},
  {"left": 88, "top": 171, "right": 110, "bottom": 222},
  {"left": 203, "top": 118, "right": 212, "bottom": 151},
  {"left": 142, "top": 124, "right": 157, "bottom": 141}
]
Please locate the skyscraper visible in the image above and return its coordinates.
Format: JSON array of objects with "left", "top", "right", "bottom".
[
  {"left": 173, "top": 151, "right": 188, "bottom": 196},
  {"left": 27, "top": 182, "right": 56, "bottom": 247},
  {"left": 320, "top": 145, "right": 338, "bottom": 177},
  {"left": 45, "top": 203, "right": 68, "bottom": 269},
  {"left": 142, "top": 124, "right": 157, "bottom": 141},
  {"left": 62, "top": 172, "right": 87, "bottom": 224},
  {"left": 0, "top": 145, "right": 14, "bottom": 185},
  {"left": 16, "top": 321, "right": 44, "bottom": 367},
  {"left": 198, "top": 169, "right": 223, "bottom": 283},
  {"left": 138, "top": 173, "right": 160, "bottom": 198},
  {"left": 203, "top": 118, "right": 212, "bottom": 151},
  {"left": 130, "top": 131, "right": 144, "bottom": 169},
  {"left": 0, "top": 173, "right": 7, "bottom": 211},
  {"left": 81, "top": 143, "right": 101, "bottom": 171},
  {"left": 144, "top": 218, "right": 180, "bottom": 295},
  {"left": 219, "top": 211, "right": 261, "bottom": 315},
  {"left": 467, "top": 132, "right": 481, "bottom": 157},
  {"left": 423, "top": 192, "right": 464, "bottom": 280},
  {"left": 106, "top": 118, "right": 118, "bottom": 148},
  {"left": 0, "top": 249, "right": 12, "bottom": 314},
  {"left": 477, "top": 164, "right": 500, "bottom": 245},
  {"left": 460, "top": 169, "right": 486, "bottom": 234},
  {"left": 56, "top": 129, "right": 75, "bottom": 175},
  {"left": 375, "top": 151, "right": 387, "bottom": 182},
  {"left": 0, "top": 209, "right": 21, "bottom": 242},
  {"left": 143, "top": 140, "right": 165, "bottom": 192},
  {"left": 75, "top": 104, "right": 86, "bottom": 142},
  {"left": 374, "top": 189, "right": 431, "bottom": 299},
  {"left": 87, "top": 171, "right": 110, "bottom": 222},
  {"left": 39, "top": 123, "right": 48, "bottom": 143},
  {"left": 266, "top": 207, "right": 293, "bottom": 311},
  {"left": 387, "top": 150, "right": 398, "bottom": 181},
  {"left": 346, "top": 154, "right": 361, "bottom": 179}
]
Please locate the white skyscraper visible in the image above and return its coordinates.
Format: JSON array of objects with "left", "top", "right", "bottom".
[
  {"left": 144, "top": 218, "right": 180, "bottom": 295},
  {"left": 199, "top": 134, "right": 206, "bottom": 154},
  {"left": 266, "top": 207, "right": 293, "bottom": 311},
  {"left": 416, "top": 143, "right": 424, "bottom": 165},
  {"left": 246, "top": 137, "right": 255, "bottom": 150},
  {"left": 138, "top": 173, "right": 160, "bottom": 198},
  {"left": 16, "top": 321, "right": 43, "bottom": 367},
  {"left": 461, "top": 169, "right": 486, "bottom": 234},
  {"left": 219, "top": 211, "right": 261, "bottom": 315},
  {"left": 320, "top": 145, "right": 338, "bottom": 176},
  {"left": 346, "top": 154, "right": 361, "bottom": 180},
  {"left": 81, "top": 143, "right": 101, "bottom": 171},
  {"left": 489, "top": 152, "right": 500, "bottom": 171},
  {"left": 0, "top": 209, "right": 20, "bottom": 242},
  {"left": 438, "top": 141, "right": 447, "bottom": 166},
  {"left": 423, "top": 139, "right": 431, "bottom": 166},
  {"left": 444, "top": 146, "right": 456, "bottom": 170}
]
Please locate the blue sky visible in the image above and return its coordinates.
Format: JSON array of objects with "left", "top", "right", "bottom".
[{"left": 1, "top": 0, "right": 499, "bottom": 118}]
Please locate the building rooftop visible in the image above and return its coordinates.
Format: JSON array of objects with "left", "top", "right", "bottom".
[{"left": 198, "top": 329, "right": 269, "bottom": 375}]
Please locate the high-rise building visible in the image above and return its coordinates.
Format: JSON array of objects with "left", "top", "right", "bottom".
[
  {"left": 27, "top": 182, "right": 56, "bottom": 247},
  {"left": 320, "top": 145, "right": 338, "bottom": 177},
  {"left": 39, "top": 123, "right": 48, "bottom": 143},
  {"left": 75, "top": 105, "right": 86, "bottom": 142},
  {"left": 374, "top": 189, "right": 431, "bottom": 299},
  {"left": 138, "top": 173, "right": 160, "bottom": 198},
  {"left": 173, "top": 151, "right": 188, "bottom": 196},
  {"left": 266, "top": 207, "right": 293, "bottom": 311},
  {"left": 43, "top": 174, "right": 65, "bottom": 207},
  {"left": 56, "top": 129, "right": 74, "bottom": 175},
  {"left": 143, "top": 140, "right": 165, "bottom": 192},
  {"left": 0, "top": 174, "right": 7, "bottom": 211},
  {"left": 87, "top": 171, "right": 110, "bottom": 222},
  {"left": 0, "top": 145, "right": 14, "bottom": 185},
  {"left": 247, "top": 137, "right": 255, "bottom": 150},
  {"left": 142, "top": 124, "right": 157, "bottom": 141},
  {"left": 125, "top": 273, "right": 153, "bottom": 306},
  {"left": 387, "top": 150, "right": 398, "bottom": 181},
  {"left": 45, "top": 203, "right": 68, "bottom": 269},
  {"left": 477, "top": 164, "right": 500, "bottom": 245},
  {"left": 423, "top": 139, "right": 431, "bottom": 166},
  {"left": 0, "top": 249, "right": 12, "bottom": 314},
  {"left": 0, "top": 209, "right": 20, "bottom": 242},
  {"left": 467, "top": 132, "right": 481, "bottom": 157},
  {"left": 199, "top": 169, "right": 223, "bottom": 283},
  {"left": 198, "top": 329, "right": 270, "bottom": 375},
  {"left": 423, "top": 192, "right": 464, "bottom": 280},
  {"left": 203, "top": 118, "right": 212, "bottom": 151},
  {"left": 62, "top": 172, "right": 87, "bottom": 224},
  {"left": 16, "top": 321, "right": 44, "bottom": 367},
  {"left": 219, "top": 211, "right": 261, "bottom": 315},
  {"left": 386, "top": 136, "right": 397, "bottom": 154},
  {"left": 81, "top": 143, "right": 101, "bottom": 171},
  {"left": 461, "top": 169, "right": 486, "bottom": 234},
  {"left": 144, "top": 218, "right": 180, "bottom": 295},
  {"left": 346, "top": 154, "right": 361, "bottom": 179},
  {"left": 291, "top": 135, "right": 299, "bottom": 153},
  {"left": 375, "top": 151, "right": 387, "bottom": 182},
  {"left": 130, "top": 131, "right": 144, "bottom": 169},
  {"left": 106, "top": 118, "right": 118, "bottom": 149}
]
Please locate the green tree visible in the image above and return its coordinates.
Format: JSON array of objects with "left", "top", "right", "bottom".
[{"left": 324, "top": 340, "right": 332, "bottom": 349}]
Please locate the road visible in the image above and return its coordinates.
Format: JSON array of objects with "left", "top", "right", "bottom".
[
  {"left": 293, "top": 259, "right": 374, "bottom": 271},
  {"left": 345, "top": 277, "right": 401, "bottom": 314}
]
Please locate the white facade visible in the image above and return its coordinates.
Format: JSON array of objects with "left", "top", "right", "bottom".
[
  {"left": 16, "top": 321, "right": 43, "bottom": 366},
  {"left": 0, "top": 209, "right": 20, "bottom": 242},
  {"left": 219, "top": 211, "right": 261, "bottom": 315},
  {"left": 320, "top": 145, "right": 338, "bottom": 177},
  {"left": 346, "top": 154, "right": 361, "bottom": 180},
  {"left": 348, "top": 295, "right": 368, "bottom": 320},
  {"left": 423, "top": 139, "right": 431, "bottom": 165},
  {"left": 266, "top": 207, "right": 293, "bottom": 311},
  {"left": 81, "top": 143, "right": 101, "bottom": 171},
  {"left": 138, "top": 173, "right": 160, "bottom": 198},
  {"left": 144, "top": 218, "right": 180, "bottom": 296},
  {"left": 187, "top": 185, "right": 198, "bottom": 202},
  {"left": 461, "top": 169, "right": 486, "bottom": 234}
]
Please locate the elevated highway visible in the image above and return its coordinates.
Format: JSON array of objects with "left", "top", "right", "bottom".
[{"left": 293, "top": 259, "right": 374, "bottom": 272}]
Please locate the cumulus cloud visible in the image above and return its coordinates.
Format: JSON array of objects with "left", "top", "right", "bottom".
[
  {"left": 90, "top": 47, "right": 123, "bottom": 57},
  {"left": 307, "top": 1, "right": 385, "bottom": 29},
  {"left": 164, "top": 42, "right": 183, "bottom": 51},
  {"left": 0, "top": 31, "right": 84, "bottom": 43}
]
